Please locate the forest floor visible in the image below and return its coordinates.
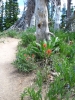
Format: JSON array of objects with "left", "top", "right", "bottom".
[{"left": 0, "top": 37, "right": 35, "bottom": 100}]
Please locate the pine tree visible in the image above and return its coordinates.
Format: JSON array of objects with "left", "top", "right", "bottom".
[
  {"left": 4, "top": 0, "right": 9, "bottom": 29},
  {"left": 12, "top": 0, "right": 19, "bottom": 23},
  {"left": 4, "top": 0, "right": 19, "bottom": 29},
  {"left": 0, "top": 0, "right": 4, "bottom": 31},
  {"left": 67, "top": 0, "right": 72, "bottom": 18}
]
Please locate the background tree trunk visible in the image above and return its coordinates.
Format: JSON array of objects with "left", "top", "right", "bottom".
[
  {"left": 30, "top": 12, "right": 35, "bottom": 27},
  {"left": 67, "top": 0, "right": 71, "bottom": 18},
  {"left": 0, "top": 0, "right": 4, "bottom": 31},
  {"left": 65, "top": 0, "right": 72, "bottom": 31},
  {"left": 9, "top": 0, "right": 35, "bottom": 31},
  {"left": 65, "top": 11, "right": 75, "bottom": 31},
  {"left": 54, "top": 0, "right": 61, "bottom": 30}
]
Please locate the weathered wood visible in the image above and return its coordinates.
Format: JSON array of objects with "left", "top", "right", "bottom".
[
  {"left": 35, "top": 0, "right": 52, "bottom": 42},
  {"left": 67, "top": 0, "right": 72, "bottom": 18},
  {"left": 9, "top": 0, "right": 35, "bottom": 31},
  {"left": 65, "top": 12, "right": 75, "bottom": 31},
  {"left": 54, "top": 0, "right": 61, "bottom": 30}
]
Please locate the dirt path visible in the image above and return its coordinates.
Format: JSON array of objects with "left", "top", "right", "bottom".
[{"left": 0, "top": 37, "right": 35, "bottom": 100}]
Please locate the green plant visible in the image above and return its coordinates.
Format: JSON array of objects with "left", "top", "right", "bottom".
[
  {"left": 21, "top": 71, "right": 43, "bottom": 100},
  {"left": 0, "top": 32, "right": 3, "bottom": 36},
  {"left": 21, "top": 87, "right": 42, "bottom": 100},
  {"left": 6, "top": 30, "right": 17, "bottom": 38},
  {"left": 0, "top": 31, "right": 7, "bottom": 38},
  {"left": 46, "top": 77, "right": 67, "bottom": 100},
  {"left": 48, "top": 54, "right": 75, "bottom": 99},
  {"left": 21, "top": 27, "right": 36, "bottom": 46},
  {"left": 35, "top": 71, "right": 43, "bottom": 88},
  {"left": 17, "top": 30, "right": 75, "bottom": 100},
  {"left": 25, "top": 27, "right": 36, "bottom": 33},
  {"left": 14, "top": 47, "right": 37, "bottom": 72},
  {"left": 26, "top": 40, "right": 53, "bottom": 60}
]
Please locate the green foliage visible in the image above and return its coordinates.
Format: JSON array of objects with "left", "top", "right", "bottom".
[
  {"left": 25, "top": 27, "right": 36, "bottom": 33},
  {"left": 35, "top": 71, "right": 43, "bottom": 88},
  {"left": 21, "top": 87, "right": 42, "bottom": 100},
  {"left": 0, "top": 0, "right": 4, "bottom": 31},
  {"left": 21, "top": 71, "right": 43, "bottom": 100},
  {"left": 46, "top": 77, "right": 66, "bottom": 100},
  {"left": 6, "top": 30, "right": 18, "bottom": 38},
  {"left": 25, "top": 37, "right": 60, "bottom": 60},
  {"left": 4, "top": 0, "right": 19, "bottom": 30},
  {"left": 20, "top": 30, "right": 75, "bottom": 100},
  {"left": 0, "top": 0, "right": 19, "bottom": 31},
  {"left": 0, "top": 32, "right": 4, "bottom": 37},
  {"left": 23, "top": 41, "right": 52, "bottom": 60},
  {"left": 0, "top": 30, "right": 22, "bottom": 38},
  {"left": 21, "top": 27, "right": 36, "bottom": 46},
  {"left": 13, "top": 27, "right": 37, "bottom": 72},
  {"left": 14, "top": 46, "right": 37, "bottom": 72}
]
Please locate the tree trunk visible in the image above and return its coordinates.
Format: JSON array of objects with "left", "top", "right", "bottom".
[
  {"left": 65, "top": 0, "right": 71, "bottom": 31},
  {"left": 54, "top": 0, "right": 61, "bottom": 30},
  {"left": 9, "top": 0, "right": 35, "bottom": 31},
  {"left": 67, "top": 0, "right": 71, "bottom": 18},
  {"left": 35, "top": 0, "right": 53, "bottom": 42},
  {"left": 65, "top": 11, "right": 75, "bottom": 31},
  {"left": 30, "top": 13, "right": 35, "bottom": 27}
]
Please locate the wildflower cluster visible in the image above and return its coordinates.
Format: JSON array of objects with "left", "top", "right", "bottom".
[
  {"left": 24, "top": 54, "right": 35, "bottom": 61},
  {"left": 43, "top": 43, "right": 52, "bottom": 56},
  {"left": 43, "top": 43, "right": 47, "bottom": 48},
  {"left": 46, "top": 49, "right": 52, "bottom": 55}
]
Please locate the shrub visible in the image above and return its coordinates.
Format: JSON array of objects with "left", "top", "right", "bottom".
[
  {"left": 14, "top": 47, "right": 37, "bottom": 72},
  {"left": 21, "top": 27, "right": 36, "bottom": 46},
  {"left": 6, "top": 30, "right": 17, "bottom": 38},
  {"left": 13, "top": 30, "right": 75, "bottom": 100},
  {"left": 24, "top": 41, "right": 52, "bottom": 60},
  {"left": 25, "top": 27, "right": 36, "bottom": 33},
  {"left": 21, "top": 71, "right": 43, "bottom": 100}
]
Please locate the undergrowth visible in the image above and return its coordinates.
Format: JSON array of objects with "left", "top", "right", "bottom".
[
  {"left": 2, "top": 27, "right": 75, "bottom": 100},
  {"left": 20, "top": 29, "right": 75, "bottom": 100}
]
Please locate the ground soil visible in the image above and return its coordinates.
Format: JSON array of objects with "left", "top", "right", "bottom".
[{"left": 0, "top": 37, "right": 35, "bottom": 100}]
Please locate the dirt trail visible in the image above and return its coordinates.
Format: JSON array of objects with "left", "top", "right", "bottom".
[{"left": 0, "top": 37, "right": 35, "bottom": 100}]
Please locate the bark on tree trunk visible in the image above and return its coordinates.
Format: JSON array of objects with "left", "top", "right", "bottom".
[
  {"left": 65, "top": 11, "right": 75, "bottom": 31},
  {"left": 9, "top": 0, "right": 35, "bottom": 31},
  {"left": 67, "top": 0, "right": 71, "bottom": 18},
  {"left": 54, "top": 0, "right": 61, "bottom": 30},
  {"left": 35, "top": 0, "right": 53, "bottom": 42},
  {"left": 66, "top": 0, "right": 72, "bottom": 31},
  {"left": 30, "top": 12, "right": 35, "bottom": 27}
]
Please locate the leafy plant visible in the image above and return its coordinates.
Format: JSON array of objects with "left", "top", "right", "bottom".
[
  {"left": 25, "top": 27, "right": 36, "bottom": 33},
  {"left": 21, "top": 27, "right": 36, "bottom": 46},
  {"left": 21, "top": 87, "right": 42, "bottom": 100},
  {"left": 26, "top": 40, "right": 53, "bottom": 60},
  {"left": 21, "top": 71, "right": 43, "bottom": 100},
  {"left": 6, "top": 30, "right": 17, "bottom": 38},
  {"left": 14, "top": 29, "right": 75, "bottom": 100},
  {"left": 14, "top": 47, "right": 37, "bottom": 72}
]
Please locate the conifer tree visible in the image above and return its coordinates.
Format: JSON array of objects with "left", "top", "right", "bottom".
[
  {"left": 12, "top": 0, "right": 19, "bottom": 23},
  {"left": 4, "top": 0, "right": 19, "bottom": 29},
  {"left": 0, "top": 0, "right": 4, "bottom": 31}
]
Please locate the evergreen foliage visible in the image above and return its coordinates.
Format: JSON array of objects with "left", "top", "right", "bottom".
[
  {"left": 0, "top": 0, "right": 4, "bottom": 31},
  {"left": 4, "top": 0, "right": 19, "bottom": 30},
  {"left": 0, "top": 0, "right": 19, "bottom": 31}
]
